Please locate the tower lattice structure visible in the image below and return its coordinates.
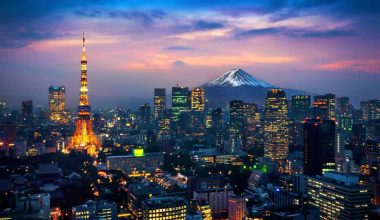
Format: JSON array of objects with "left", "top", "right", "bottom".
[{"left": 69, "top": 34, "right": 101, "bottom": 156}]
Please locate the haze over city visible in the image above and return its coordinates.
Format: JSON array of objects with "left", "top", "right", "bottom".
[{"left": 1, "top": 0, "right": 380, "bottom": 109}]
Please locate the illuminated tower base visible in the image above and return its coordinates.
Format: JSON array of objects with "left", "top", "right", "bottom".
[{"left": 70, "top": 118, "right": 101, "bottom": 157}]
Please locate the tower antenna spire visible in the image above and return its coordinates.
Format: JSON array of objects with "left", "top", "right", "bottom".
[{"left": 82, "top": 32, "right": 85, "bottom": 47}]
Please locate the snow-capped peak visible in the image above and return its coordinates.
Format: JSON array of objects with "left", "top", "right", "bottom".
[{"left": 205, "top": 68, "right": 275, "bottom": 88}]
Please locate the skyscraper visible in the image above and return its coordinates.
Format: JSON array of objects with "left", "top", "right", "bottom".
[
  {"left": 290, "top": 95, "right": 310, "bottom": 121},
  {"left": 229, "top": 100, "right": 245, "bottom": 134},
  {"left": 48, "top": 86, "right": 66, "bottom": 123},
  {"left": 171, "top": 86, "right": 189, "bottom": 121},
  {"left": 138, "top": 103, "right": 151, "bottom": 129},
  {"left": 336, "top": 96, "right": 350, "bottom": 116},
  {"left": 22, "top": 100, "right": 33, "bottom": 123},
  {"left": 153, "top": 88, "right": 166, "bottom": 120},
  {"left": 211, "top": 108, "right": 223, "bottom": 130},
  {"left": 313, "top": 94, "right": 336, "bottom": 120},
  {"left": 190, "top": 87, "right": 205, "bottom": 111},
  {"left": 264, "top": 89, "right": 289, "bottom": 160},
  {"left": 69, "top": 34, "right": 101, "bottom": 157},
  {"left": 360, "top": 100, "right": 380, "bottom": 123},
  {"left": 303, "top": 119, "right": 335, "bottom": 176}
]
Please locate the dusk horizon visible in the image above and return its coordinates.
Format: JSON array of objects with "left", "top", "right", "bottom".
[
  {"left": 1, "top": 0, "right": 380, "bottom": 109},
  {"left": 1, "top": 1, "right": 380, "bottom": 220}
]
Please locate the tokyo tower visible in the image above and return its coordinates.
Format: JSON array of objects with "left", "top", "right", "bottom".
[{"left": 68, "top": 33, "right": 102, "bottom": 156}]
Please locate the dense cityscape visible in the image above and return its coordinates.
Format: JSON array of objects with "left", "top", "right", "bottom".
[
  {"left": 0, "top": 33, "right": 379, "bottom": 219},
  {"left": 1, "top": 1, "right": 380, "bottom": 220}
]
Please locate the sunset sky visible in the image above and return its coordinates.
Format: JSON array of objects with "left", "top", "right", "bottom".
[{"left": 1, "top": 0, "right": 380, "bottom": 109}]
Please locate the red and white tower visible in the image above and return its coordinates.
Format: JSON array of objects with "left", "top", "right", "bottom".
[{"left": 68, "top": 33, "right": 101, "bottom": 156}]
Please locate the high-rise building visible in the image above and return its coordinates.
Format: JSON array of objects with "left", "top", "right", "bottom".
[
  {"left": 48, "top": 86, "right": 66, "bottom": 123},
  {"left": 191, "top": 87, "right": 205, "bottom": 111},
  {"left": 313, "top": 94, "right": 336, "bottom": 120},
  {"left": 229, "top": 100, "right": 245, "bottom": 134},
  {"left": 228, "top": 195, "right": 245, "bottom": 220},
  {"left": 138, "top": 103, "right": 151, "bottom": 129},
  {"left": 153, "top": 88, "right": 166, "bottom": 120},
  {"left": 264, "top": 89, "right": 289, "bottom": 160},
  {"left": 211, "top": 108, "right": 223, "bottom": 130},
  {"left": 351, "top": 124, "right": 366, "bottom": 163},
  {"left": 303, "top": 119, "right": 335, "bottom": 176},
  {"left": 360, "top": 100, "right": 380, "bottom": 123},
  {"left": 172, "top": 86, "right": 190, "bottom": 121},
  {"left": 156, "top": 111, "right": 172, "bottom": 152},
  {"left": 244, "top": 103, "right": 260, "bottom": 149},
  {"left": 306, "top": 172, "right": 371, "bottom": 220},
  {"left": 290, "top": 95, "right": 310, "bottom": 121},
  {"left": 69, "top": 34, "right": 101, "bottom": 156},
  {"left": 141, "top": 197, "right": 187, "bottom": 220},
  {"left": 22, "top": 100, "right": 33, "bottom": 123},
  {"left": 367, "top": 119, "right": 380, "bottom": 141},
  {"left": 336, "top": 96, "right": 350, "bottom": 116}
]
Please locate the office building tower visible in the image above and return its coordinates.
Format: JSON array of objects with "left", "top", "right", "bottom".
[
  {"left": 211, "top": 108, "right": 223, "bottom": 130},
  {"left": 306, "top": 172, "right": 371, "bottom": 220},
  {"left": 172, "top": 86, "right": 190, "bottom": 121},
  {"left": 264, "top": 89, "right": 289, "bottom": 160},
  {"left": 244, "top": 103, "right": 260, "bottom": 148},
  {"left": 367, "top": 119, "right": 380, "bottom": 141},
  {"left": 313, "top": 94, "right": 335, "bottom": 120},
  {"left": 336, "top": 115, "right": 353, "bottom": 132},
  {"left": 138, "top": 103, "right": 151, "bottom": 129},
  {"left": 22, "top": 100, "right": 33, "bottom": 123},
  {"left": 191, "top": 87, "right": 205, "bottom": 111},
  {"left": 69, "top": 34, "right": 101, "bottom": 156},
  {"left": 336, "top": 96, "right": 350, "bottom": 116},
  {"left": 156, "top": 111, "right": 171, "bottom": 151},
  {"left": 153, "top": 88, "right": 166, "bottom": 120},
  {"left": 303, "top": 119, "right": 336, "bottom": 175},
  {"left": 352, "top": 109, "right": 363, "bottom": 124},
  {"left": 141, "top": 197, "right": 187, "bottom": 220},
  {"left": 229, "top": 100, "right": 245, "bottom": 133},
  {"left": 360, "top": 100, "right": 380, "bottom": 123},
  {"left": 48, "top": 86, "right": 66, "bottom": 123},
  {"left": 351, "top": 124, "right": 366, "bottom": 163},
  {"left": 290, "top": 95, "right": 310, "bottom": 121},
  {"left": 228, "top": 195, "right": 245, "bottom": 220}
]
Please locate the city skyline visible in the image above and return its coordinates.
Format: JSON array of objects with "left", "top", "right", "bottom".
[{"left": 1, "top": 0, "right": 380, "bottom": 109}]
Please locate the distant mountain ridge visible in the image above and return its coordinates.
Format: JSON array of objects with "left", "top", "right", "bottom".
[{"left": 201, "top": 68, "right": 306, "bottom": 106}]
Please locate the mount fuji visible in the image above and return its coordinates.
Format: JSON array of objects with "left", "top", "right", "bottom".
[
  {"left": 202, "top": 68, "right": 306, "bottom": 106},
  {"left": 204, "top": 68, "right": 275, "bottom": 88}
]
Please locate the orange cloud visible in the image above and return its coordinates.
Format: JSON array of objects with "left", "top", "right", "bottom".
[{"left": 317, "top": 60, "right": 380, "bottom": 73}]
